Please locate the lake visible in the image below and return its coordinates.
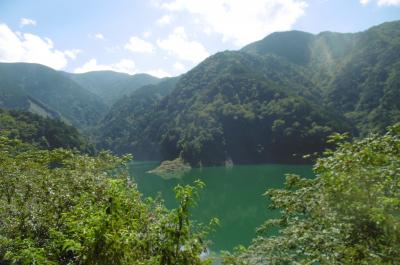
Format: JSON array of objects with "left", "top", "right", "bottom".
[{"left": 128, "top": 161, "right": 313, "bottom": 253}]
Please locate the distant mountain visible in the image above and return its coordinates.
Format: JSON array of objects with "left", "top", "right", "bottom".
[
  {"left": 99, "top": 20, "right": 400, "bottom": 166},
  {"left": 68, "top": 71, "right": 160, "bottom": 105},
  {"left": 0, "top": 108, "right": 94, "bottom": 153},
  {"left": 0, "top": 63, "right": 108, "bottom": 129}
]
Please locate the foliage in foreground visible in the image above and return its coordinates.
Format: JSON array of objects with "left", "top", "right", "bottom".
[
  {"left": 224, "top": 124, "right": 400, "bottom": 264},
  {"left": 0, "top": 137, "right": 215, "bottom": 265}
]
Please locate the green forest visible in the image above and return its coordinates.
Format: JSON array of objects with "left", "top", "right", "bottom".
[
  {"left": 0, "top": 19, "right": 400, "bottom": 264},
  {"left": 0, "top": 109, "right": 94, "bottom": 153}
]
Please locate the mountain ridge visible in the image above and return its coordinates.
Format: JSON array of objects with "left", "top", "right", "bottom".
[
  {"left": 0, "top": 62, "right": 160, "bottom": 128},
  {"left": 98, "top": 20, "right": 400, "bottom": 166},
  {"left": 0, "top": 20, "right": 398, "bottom": 166}
]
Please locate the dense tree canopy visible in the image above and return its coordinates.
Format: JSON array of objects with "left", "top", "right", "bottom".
[
  {"left": 0, "top": 108, "right": 94, "bottom": 153},
  {"left": 97, "top": 77, "right": 180, "bottom": 158},
  {"left": 243, "top": 21, "right": 400, "bottom": 135},
  {"left": 98, "top": 51, "right": 351, "bottom": 166}
]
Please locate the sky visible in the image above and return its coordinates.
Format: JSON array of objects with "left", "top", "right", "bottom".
[{"left": 0, "top": 0, "right": 399, "bottom": 77}]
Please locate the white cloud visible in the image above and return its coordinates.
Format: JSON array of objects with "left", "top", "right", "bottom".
[
  {"left": 20, "top": 18, "right": 37, "bottom": 27},
  {"left": 143, "top": 31, "right": 151, "bottom": 38},
  {"left": 156, "top": 15, "right": 173, "bottom": 26},
  {"left": 158, "top": 0, "right": 308, "bottom": 46},
  {"left": 146, "top": 68, "right": 171, "bottom": 78},
  {"left": 74, "top": 58, "right": 136, "bottom": 74},
  {"left": 0, "top": 23, "right": 76, "bottom": 69},
  {"left": 377, "top": 0, "right": 400, "bottom": 5},
  {"left": 124, "top": 36, "right": 155, "bottom": 53},
  {"left": 105, "top": 46, "right": 121, "bottom": 53},
  {"left": 64, "top": 49, "right": 82, "bottom": 60},
  {"left": 94, "top": 33, "right": 104, "bottom": 40},
  {"left": 157, "top": 26, "right": 209, "bottom": 63},
  {"left": 360, "top": 0, "right": 400, "bottom": 5},
  {"left": 173, "top": 62, "right": 186, "bottom": 72}
]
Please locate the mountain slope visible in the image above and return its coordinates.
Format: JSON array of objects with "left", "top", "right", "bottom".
[
  {"left": 151, "top": 52, "right": 350, "bottom": 165},
  {"left": 324, "top": 21, "right": 400, "bottom": 133},
  {"left": 99, "top": 20, "right": 400, "bottom": 165},
  {"left": 97, "top": 77, "right": 180, "bottom": 157},
  {"left": 99, "top": 52, "right": 350, "bottom": 165},
  {"left": 242, "top": 20, "right": 400, "bottom": 134},
  {"left": 242, "top": 30, "right": 315, "bottom": 65},
  {"left": 0, "top": 108, "right": 94, "bottom": 153},
  {"left": 0, "top": 63, "right": 108, "bottom": 129},
  {"left": 68, "top": 71, "right": 160, "bottom": 105}
]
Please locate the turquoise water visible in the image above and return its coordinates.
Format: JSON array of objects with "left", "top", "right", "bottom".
[{"left": 128, "top": 162, "right": 313, "bottom": 252}]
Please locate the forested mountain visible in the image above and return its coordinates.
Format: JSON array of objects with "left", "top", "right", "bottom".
[
  {"left": 0, "top": 63, "right": 107, "bottom": 128},
  {"left": 242, "top": 20, "right": 400, "bottom": 134},
  {"left": 99, "top": 51, "right": 351, "bottom": 165},
  {"left": 0, "top": 21, "right": 398, "bottom": 166},
  {"left": 97, "top": 77, "right": 180, "bottom": 156},
  {"left": 0, "top": 108, "right": 94, "bottom": 152},
  {"left": 98, "top": 20, "right": 400, "bottom": 166},
  {"left": 68, "top": 71, "right": 160, "bottom": 105},
  {"left": 0, "top": 63, "right": 160, "bottom": 129}
]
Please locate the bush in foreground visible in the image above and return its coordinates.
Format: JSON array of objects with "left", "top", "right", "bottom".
[
  {"left": 224, "top": 124, "right": 400, "bottom": 264},
  {"left": 0, "top": 137, "right": 215, "bottom": 265}
]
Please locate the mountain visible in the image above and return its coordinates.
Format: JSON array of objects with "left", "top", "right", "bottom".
[
  {"left": 0, "top": 108, "right": 94, "bottom": 153},
  {"left": 97, "top": 76, "right": 180, "bottom": 157},
  {"left": 1, "top": 21, "right": 398, "bottom": 166},
  {"left": 98, "top": 51, "right": 351, "bottom": 164},
  {"left": 98, "top": 20, "right": 400, "bottom": 166},
  {"left": 68, "top": 71, "right": 160, "bottom": 105},
  {"left": 0, "top": 63, "right": 108, "bottom": 129},
  {"left": 242, "top": 20, "right": 400, "bottom": 134}
]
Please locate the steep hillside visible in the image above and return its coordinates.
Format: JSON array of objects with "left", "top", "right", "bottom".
[
  {"left": 69, "top": 71, "right": 159, "bottom": 105},
  {"left": 242, "top": 30, "right": 315, "bottom": 65},
  {"left": 97, "top": 77, "right": 180, "bottom": 157},
  {"left": 0, "top": 63, "right": 108, "bottom": 128},
  {"left": 99, "top": 21, "right": 400, "bottom": 165},
  {"left": 152, "top": 52, "right": 351, "bottom": 165},
  {"left": 324, "top": 21, "right": 400, "bottom": 133},
  {"left": 242, "top": 20, "right": 400, "bottom": 134},
  {"left": 0, "top": 108, "right": 94, "bottom": 153},
  {"left": 99, "top": 52, "right": 350, "bottom": 165}
]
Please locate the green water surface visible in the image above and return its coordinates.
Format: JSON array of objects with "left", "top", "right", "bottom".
[{"left": 128, "top": 162, "right": 313, "bottom": 252}]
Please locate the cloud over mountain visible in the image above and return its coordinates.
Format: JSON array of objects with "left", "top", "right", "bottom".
[
  {"left": 157, "top": 0, "right": 307, "bottom": 46},
  {"left": 0, "top": 23, "right": 77, "bottom": 69}
]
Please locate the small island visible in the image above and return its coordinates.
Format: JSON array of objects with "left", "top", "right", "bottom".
[{"left": 148, "top": 157, "right": 192, "bottom": 179}]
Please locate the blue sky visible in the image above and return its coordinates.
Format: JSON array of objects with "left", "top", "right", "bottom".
[{"left": 0, "top": 0, "right": 399, "bottom": 77}]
